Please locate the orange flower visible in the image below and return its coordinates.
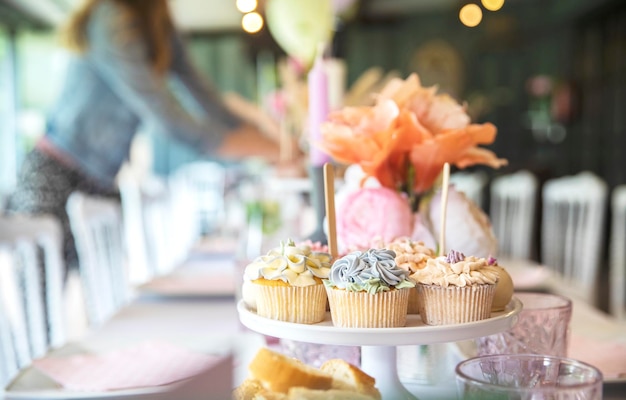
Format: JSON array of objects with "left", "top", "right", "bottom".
[{"left": 320, "top": 73, "right": 507, "bottom": 194}]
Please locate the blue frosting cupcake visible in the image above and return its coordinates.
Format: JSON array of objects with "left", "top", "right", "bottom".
[{"left": 323, "top": 248, "right": 414, "bottom": 328}]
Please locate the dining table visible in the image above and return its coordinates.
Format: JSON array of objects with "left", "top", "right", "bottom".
[{"left": 4, "top": 238, "right": 626, "bottom": 400}]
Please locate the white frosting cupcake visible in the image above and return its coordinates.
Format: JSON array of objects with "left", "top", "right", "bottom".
[
  {"left": 412, "top": 250, "right": 499, "bottom": 325},
  {"left": 384, "top": 237, "right": 436, "bottom": 314}
]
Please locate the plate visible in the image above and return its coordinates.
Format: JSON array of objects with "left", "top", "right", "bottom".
[
  {"left": 568, "top": 334, "right": 626, "bottom": 384},
  {"left": 136, "top": 256, "right": 237, "bottom": 299},
  {"left": 137, "top": 273, "right": 235, "bottom": 298},
  {"left": 5, "top": 385, "right": 171, "bottom": 399},
  {"left": 499, "top": 258, "right": 552, "bottom": 290},
  {"left": 4, "top": 344, "right": 233, "bottom": 400},
  {"left": 237, "top": 297, "right": 522, "bottom": 346},
  {"left": 454, "top": 329, "right": 626, "bottom": 385}
]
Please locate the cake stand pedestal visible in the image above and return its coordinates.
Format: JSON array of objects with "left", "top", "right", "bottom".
[
  {"left": 361, "top": 346, "right": 415, "bottom": 399},
  {"left": 237, "top": 298, "right": 522, "bottom": 400}
]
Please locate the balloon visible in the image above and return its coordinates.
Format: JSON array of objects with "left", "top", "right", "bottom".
[{"left": 265, "top": 0, "right": 334, "bottom": 67}]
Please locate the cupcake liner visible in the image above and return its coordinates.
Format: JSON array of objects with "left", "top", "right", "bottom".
[
  {"left": 325, "top": 287, "right": 410, "bottom": 328},
  {"left": 255, "top": 284, "right": 327, "bottom": 324},
  {"left": 417, "top": 284, "right": 495, "bottom": 325},
  {"left": 407, "top": 287, "right": 420, "bottom": 314}
]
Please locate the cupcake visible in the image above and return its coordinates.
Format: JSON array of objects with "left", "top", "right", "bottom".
[
  {"left": 384, "top": 237, "right": 436, "bottom": 314},
  {"left": 323, "top": 248, "right": 415, "bottom": 328},
  {"left": 487, "top": 257, "right": 514, "bottom": 312},
  {"left": 412, "top": 250, "right": 499, "bottom": 325},
  {"left": 242, "top": 239, "right": 332, "bottom": 324}
]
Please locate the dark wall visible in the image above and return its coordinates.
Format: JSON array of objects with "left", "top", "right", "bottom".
[{"left": 338, "top": 0, "right": 626, "bottom": 190}]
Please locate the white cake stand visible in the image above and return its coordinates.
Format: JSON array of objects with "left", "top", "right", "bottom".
[{"left": 238, "top": 298, "right": 522, "bottom": 399}]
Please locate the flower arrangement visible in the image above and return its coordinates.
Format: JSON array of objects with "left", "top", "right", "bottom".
[{"left": 318, "top": 73, "right": 507, "bottom": 256}]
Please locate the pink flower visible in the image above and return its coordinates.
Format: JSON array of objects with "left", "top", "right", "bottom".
[{"left": 336, "top": 187, "right": 413, "bottom": 253}]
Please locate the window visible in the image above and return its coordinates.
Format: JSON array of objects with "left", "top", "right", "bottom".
[
  {"left": 0, "top": 26, "right": 17, "bottom": 194},
  {"left": 0, "top": 27, "right": 60, "bottom": 194}
]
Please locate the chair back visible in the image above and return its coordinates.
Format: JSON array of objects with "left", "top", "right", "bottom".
[
  {"left": 0, "top": 247, "right": 32, "bottom": 385},
  {"left": 450, "top": 171, "right": 488, "bottom": 209},
  {"left": 0, "top": 214, "right": 66, "bottom": 352},
  {"left": 489, "top": 170, "right": 538, "bottom": 260},
  {"left": 120, "top": 177, "right": 179, "bottom": 285},
  {"left": 609, "top": 184, "right": 626, "bottom": 320},
  {"left": 541, "top": 172, "right": 608, "bottom": 305},
  {"left": 169, "top": 161, "right": 226, "bottom": 238},
  {"left": 66, "top": 192, "right": 129, "bottom": 327}
]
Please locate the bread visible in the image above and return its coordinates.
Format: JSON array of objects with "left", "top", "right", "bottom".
[
  {"left": 233, "top": 379, "right": 287, "bottom": 400},
  {"left": 320, "top": 359, "right": 381, "bottom": 400},
  {"left": 287, "top": 387, "right": 376, "bottom": 399},
  {"left": 233, "top": 348, "right": 380, "bottom": 400},
  {"left": 248, "top": 348, "right": 333, "bottom": 394}
]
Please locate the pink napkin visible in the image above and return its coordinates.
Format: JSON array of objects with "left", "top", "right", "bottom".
[
  {"left": 33, "top": 341, "right": 224, "bottom": 391},
  {"left": 569, "top": 334, "right": 626, "bottom": 380}
]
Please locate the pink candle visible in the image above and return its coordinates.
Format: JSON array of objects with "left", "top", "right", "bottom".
[{"left": 307, "top": 55, "right": 331, "bottom": 167}]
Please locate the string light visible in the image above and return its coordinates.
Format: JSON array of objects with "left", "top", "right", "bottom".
[
  {"left": 236, "top": 0, "right": 257, "bottom": 13},
  {"left": 242, "top": 12, "right": 263, "bottom": 33},
  {"left": 459, "top": 4, "right": 483, "bottom": 27},
  {"left": 481, "top": 0, "right": 505, "bottom": 11}
]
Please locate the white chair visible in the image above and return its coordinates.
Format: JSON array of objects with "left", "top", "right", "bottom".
[
  {"left": 66, "top": 192, "right": 130, "bottom": 328},
  {"left": 609, "top": 185, "right": 626, "bottom": 320},
  {"left": 0, "top": 215, "right": 66, "bottom": 354},
  {"left": 119, "top": 179, "right": 153, "bottom": 286},
  {"left": 0, "top": 247, "right": 32, "bottom": 386},
  {"left": 169, "top": 161, "right": 227, "bottom": 239},
  {"left": 489, "top": 170, "right": 538, "bottom": 260},
  {"left": 120, "top": 177, "right": 180, "bottom": 285},
  {"left": 0, "top": 215, "right": 66, "bottom": 366},
  {"left": 541, "top": 172, "right": 608, "bottom": 305},
  {"left": 450, "top": 171, "right": 488, "bottom": 209}
]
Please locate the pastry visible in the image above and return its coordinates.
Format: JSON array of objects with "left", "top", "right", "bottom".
[{"left": 233, "top": 348, "right": 380, "bottom": 400}]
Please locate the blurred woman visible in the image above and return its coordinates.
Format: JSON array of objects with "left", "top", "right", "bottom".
[{"left": 7, "top": 0, "right": 281, "bottom": 272}]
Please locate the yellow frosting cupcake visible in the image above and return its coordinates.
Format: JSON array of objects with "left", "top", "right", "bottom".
[{"left": 242, "top": 239, "right": 332, "bottom": 324}]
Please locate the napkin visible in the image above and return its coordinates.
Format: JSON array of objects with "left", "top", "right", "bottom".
[
  {"left": 33, "top": 341, "right": 224, "bottom": 391},
  {"left": 569, "top": 334, "right": 626, "bottom": 380}
]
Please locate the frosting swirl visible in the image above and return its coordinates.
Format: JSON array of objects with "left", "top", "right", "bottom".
[
  {"left": 385, "top": 237, "right": 436, "bottom": 273},
  {"left": 325, "top": 248, "right": 414, "bottom": 294},
  {"left": 244, "top": 239, "right": 332, "bottom": 287},
  {"left": 412, "top": 250, "right": 500, "bottom": 287}
]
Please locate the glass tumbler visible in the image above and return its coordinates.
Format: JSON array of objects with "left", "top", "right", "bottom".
[
  {"left": 455, "top": 354, "right": 603, "bottom": 399},
  {"left": 477, "top": 292, "right": 572, "bottom": 357}
]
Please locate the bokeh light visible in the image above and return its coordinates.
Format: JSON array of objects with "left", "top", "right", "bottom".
[
  {"left": 236, "top": 0, "right": 257, "bottom": 13},
  {"left": 242, "top": 12, "right": 264, "bottom": 33},
  {"left": 481, "top": 0, "right": 505, "bottom": 12},
  {"left": 459, "top": 4, "right": 483, "bottom": 27}
]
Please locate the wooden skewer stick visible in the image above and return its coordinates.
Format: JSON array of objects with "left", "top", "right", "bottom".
[
  {"left": 438, "top": 162, "right": 451, "bottom": 257},
  {"left": 323, "top": 162, "right": 338, "bottom": 259}
]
